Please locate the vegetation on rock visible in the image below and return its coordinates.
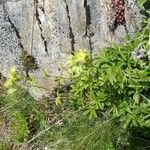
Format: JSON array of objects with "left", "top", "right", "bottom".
[{"left": 0, "top": 0, "right": 150, "bottom": 149}]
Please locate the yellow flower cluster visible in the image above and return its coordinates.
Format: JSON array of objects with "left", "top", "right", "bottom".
[
  {"left": 67, "top": 49, "right": 90, "bottom": 76},
  {"left": 4, "top": 67, "right": 20, "bottom": 94}
]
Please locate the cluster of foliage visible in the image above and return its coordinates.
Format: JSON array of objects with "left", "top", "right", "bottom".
[{"left": 66, "top": 42, "right": 150, "bottom": 127}]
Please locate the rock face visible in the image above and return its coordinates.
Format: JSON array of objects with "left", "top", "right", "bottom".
[{"left": 0, "top": 0, "right": 143, "bottom": 99}]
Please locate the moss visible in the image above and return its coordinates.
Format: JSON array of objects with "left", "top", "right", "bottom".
[{"left": 20, "top": 50, "right": 38, "bottom": 72}]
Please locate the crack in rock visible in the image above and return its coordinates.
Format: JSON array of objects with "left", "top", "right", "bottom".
[
  {"left": 84, "top": 0, "right": 93, "bottom": 52},
  {"left": 63, "top": 0, "right": 75, "bottom": 53},
  {"left": 2, "top": 2, "right": 24, "bottom": 50},
  {"left": 35, "top": 0, "right": 48, "bottom": 53}
]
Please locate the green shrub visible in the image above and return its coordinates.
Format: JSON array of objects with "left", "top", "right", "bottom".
[
  {"left": 65, "top": 42, "right": 150, "bottom": 128},
  {"left": 62, "top": 22, "right": 150, "bottom": 129}
]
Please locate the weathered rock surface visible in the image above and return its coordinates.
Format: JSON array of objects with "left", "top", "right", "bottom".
[{"left": 0, "top": 0, "right": 143, "bottom": 99}]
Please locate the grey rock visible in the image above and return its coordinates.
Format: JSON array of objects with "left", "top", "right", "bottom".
[
  {"left": 132, "top": 44, "right": 150, "bottom": 61},
  {"left": 0, "top": 0, "right": 143, "bottom": 99}
]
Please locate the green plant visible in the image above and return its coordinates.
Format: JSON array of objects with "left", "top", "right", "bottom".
[
  {"left": 65, "top": 41, "right": 150, "bottom": 126},
  {"left": 1, "top": 67, "right": 49, "bottom": 145},
  {"left": 11, "top": 111, "right": 29, "bottom": 143}
]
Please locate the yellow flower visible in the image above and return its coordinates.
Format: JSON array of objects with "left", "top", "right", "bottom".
[
  {"left": 75, "top": 49, "right": 89, "bottom": 62},
  {"left": 9, "top": 67, "right": 18, "bottom": 80},
  {"left": 4, "top": 79, "right": 14, "bottom": 88},
  {"left": 4, "top": 67, "right": 18, "bottom": 88}
]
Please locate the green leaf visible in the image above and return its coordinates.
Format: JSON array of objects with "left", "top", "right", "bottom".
[
  {"left": 55, "top": 90, "right": 61, "bottom": 106},
  {"left": 133, "top": 91, "right": 140, "bottom": 104}
]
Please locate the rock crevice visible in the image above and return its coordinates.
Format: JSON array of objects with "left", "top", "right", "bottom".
[
  {"left": 35, "top": 0, "right": 48, "bottom": 53},
  {"left": 63, "top": 0, "right": 75, "bottom": 52}
]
